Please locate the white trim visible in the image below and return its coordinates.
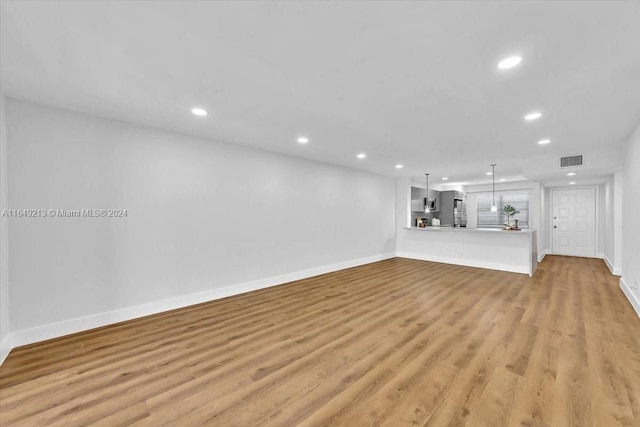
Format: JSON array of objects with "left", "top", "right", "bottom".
[
  {"left": 396, "top": 252, "right": 529, "bottom": 275},
  {"left": 620, "top": 277, "right": 640, "bottom": 318},
  {"left": 537, "top": 249, "right": 548, "bottom": 262},
  {"left": 604, "top": 255, "right": 613, "bottom": 273},
  {"left": 0, "top": 333, "right": 12, "bottom": 366},
  {"left": 604, "top": 254, "right": 621, "bottom": 276},
  {"left": 1, "top": 253, "right": 395, "bottom": 365}
]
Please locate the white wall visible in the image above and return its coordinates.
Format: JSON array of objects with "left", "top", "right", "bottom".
[
  {"left": 598, "top": 182, "right": 606, "bottom": 258},
  {"left": 621, "top": 120, "right": 640, "bottom": 315},
  {"left": 603, "top": 175, "right": 614, "bottom": 261},
  {"left": 397, "top": 228, "right": 535, "bottom": 275},
  {"left": 0, "top": 93, "right": 10, "bottom": 360},
  {"left": 539, "top": 184, "right": 550, "bottom": 257},
  {"left": 614, "top": 171, "right": 623, "bottom": 274},
  {"left": 602, "top": 173, "right": 622, "bottom": 275},
  {"left": 6, "top": 99, "right": 396, "bottom": 339},
  {"left": 396, "top": 177, "right": 412, "bottom": 230}
]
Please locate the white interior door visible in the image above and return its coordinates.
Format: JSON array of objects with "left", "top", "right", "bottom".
[{"left": 552, "top": 188, "right": 596, "bottom": 257}]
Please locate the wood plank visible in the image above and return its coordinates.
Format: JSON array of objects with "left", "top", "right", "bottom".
[{"left": 0, "top": 256, "right": 638, "bottom": 426}]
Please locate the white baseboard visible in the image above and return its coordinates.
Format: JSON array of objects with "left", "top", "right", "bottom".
[
  {"left": 0, "top": 333, "right": 12, "bottom": 366},
  {"left": 603, "top": 254, "right": 621, "bottom": 276},
  {"left": 396, "top": 252, "right": 529, "bottom": 275},
  {"left": 537, "top": 249, "right": 548, "bottom": 263},
  {"left": 620, "top": 277, "right": 640, "bottom": 318},
  {"left": 1, "top": 252, "right": 395, "bottom": 366},
  {"left": 604, "top": 255, "right": 613, "bottom": 273}
]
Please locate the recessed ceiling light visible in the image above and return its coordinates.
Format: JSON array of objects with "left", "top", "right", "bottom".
[
  {"left": 442, "top": 177, "right": 448, "bottom": 181},
  {"left": 395, "top": 164, "right": 403, "bottom": 169},
  {"left": 524, "top": 112, "right": 542, "bottom": 121},
  {"left": 569, "top": 181, "right": 576, "bottom": 185},
  {"left": 538, "top": 139, "right": 551, "bottom": 145},
  {"left": 297, "top": 137, "right": 309, "bottom": 144},
  {"left": 567, "top": 172, "right": 576, "bottom": 176},
  {"left": 498, "top": 56, "right": 522, "bottom": 69},
  {"left": 191, "top": 108, "right": 208, "bottom": 116},
  {"left": 500, "top": 178, "right": 506, "bottom": 182},
  {"left": 486, "top": 172, "right": 493, "bottom": 176},
  {"left": 357, "top": 153, "right": 366, "bottom": 159}
]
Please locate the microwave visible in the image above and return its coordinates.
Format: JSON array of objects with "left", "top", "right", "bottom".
[{"left": 424, "top": 197, "right": 437, "bottom": 211}]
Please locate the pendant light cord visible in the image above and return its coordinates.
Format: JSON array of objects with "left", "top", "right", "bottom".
[
  {"left": 425, "top": 173, "right": 430, "bottom": 213},
  {"left": 491, "top": 164, "right": 496, "bottom": 208}
]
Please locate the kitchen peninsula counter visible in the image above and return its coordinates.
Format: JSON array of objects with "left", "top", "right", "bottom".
[
  {"left": 398, "top": 227, "right": 538, "bottom": 276},
  {"left": 405, "top": 226, "right": 535, "bottom": 234}
]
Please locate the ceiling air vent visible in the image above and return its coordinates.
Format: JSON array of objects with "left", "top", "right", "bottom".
[{"left": 560, "top": 154, "right": 583, "bottom": 168}]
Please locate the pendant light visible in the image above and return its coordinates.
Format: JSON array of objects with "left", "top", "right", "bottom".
[
  {"left": 490, "top": 164, "right": 498, "bottom": 212},
  {"left": 424, "top": 173, "right": 430, "bottom": 213}
]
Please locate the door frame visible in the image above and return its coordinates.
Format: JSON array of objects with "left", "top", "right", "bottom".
[{"left": 550, "top": 186, "right": 599, "bottom": 257}]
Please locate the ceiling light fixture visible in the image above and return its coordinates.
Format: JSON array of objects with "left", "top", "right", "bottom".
[
  {"left": 395, "top": 164, "right": 404, "bottom": 169},
  {"left": 490, "top": 164, "right": 498, "bottom": 212},
  {"left": 538, "top": 139, "right": 551, "bottom": 145},
  {"left": 486, "top": 172, "right": 493, "bottom": 176},
  {"left": 569, "top": 181, "right": 576, "bottom": 185},
  {"left": 357, "top": 153, "right": 366, "bottom": 159},
  {"left": 442, "top": 177, "right": 448, "bottom": 181},
  {"left": 498, "top": 56, "right": 522, "bottom": 69},
  {"left": 424, "top": 173, "right": 430, "bottom": 213},
  {"left": 525, "top": 112, "right": 542, "bottom": 121},
  {"left": 191, "top": 108, "right": 208, "bottom": 117},
  {"left": 500, "top": 178, "right": 506, "bottom": 182},
  {"left": 297, "top": 137, "right": 309, "bottom": 144},
  {"left": 567, "top": 172, "right": 576, "bottom": 176}
]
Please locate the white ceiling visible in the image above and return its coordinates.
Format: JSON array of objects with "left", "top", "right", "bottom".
[{"left": 2, "top": 1, "right": 639, "bottom": 186}]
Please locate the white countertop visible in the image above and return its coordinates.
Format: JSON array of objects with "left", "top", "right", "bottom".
[{"left": 404, "top": 226, "right": 534, "bottom": 234}]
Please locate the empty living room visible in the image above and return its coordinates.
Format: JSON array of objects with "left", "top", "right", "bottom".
[{"left": 0, "top": 1, "right": 639, "bottom": 426}]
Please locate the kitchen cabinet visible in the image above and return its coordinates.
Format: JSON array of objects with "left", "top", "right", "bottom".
[
  {"left": 411, "top": 187, "right": 424, "bottom": 212},
  {"left": 410, "top": 187, "right": 440, "bottom": 213}
]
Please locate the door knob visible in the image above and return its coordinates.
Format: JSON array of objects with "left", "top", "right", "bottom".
[{"left": 554, "top": 226, "right": 557, "bottom": 229}]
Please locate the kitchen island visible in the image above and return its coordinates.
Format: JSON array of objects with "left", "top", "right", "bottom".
[{"left": 398, "top": 227, "right": 538, "bottom": 276}]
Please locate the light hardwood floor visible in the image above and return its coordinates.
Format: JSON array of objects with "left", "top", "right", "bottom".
[{"left": 1, "top": 256, "right": 639, "bottom": 426}]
